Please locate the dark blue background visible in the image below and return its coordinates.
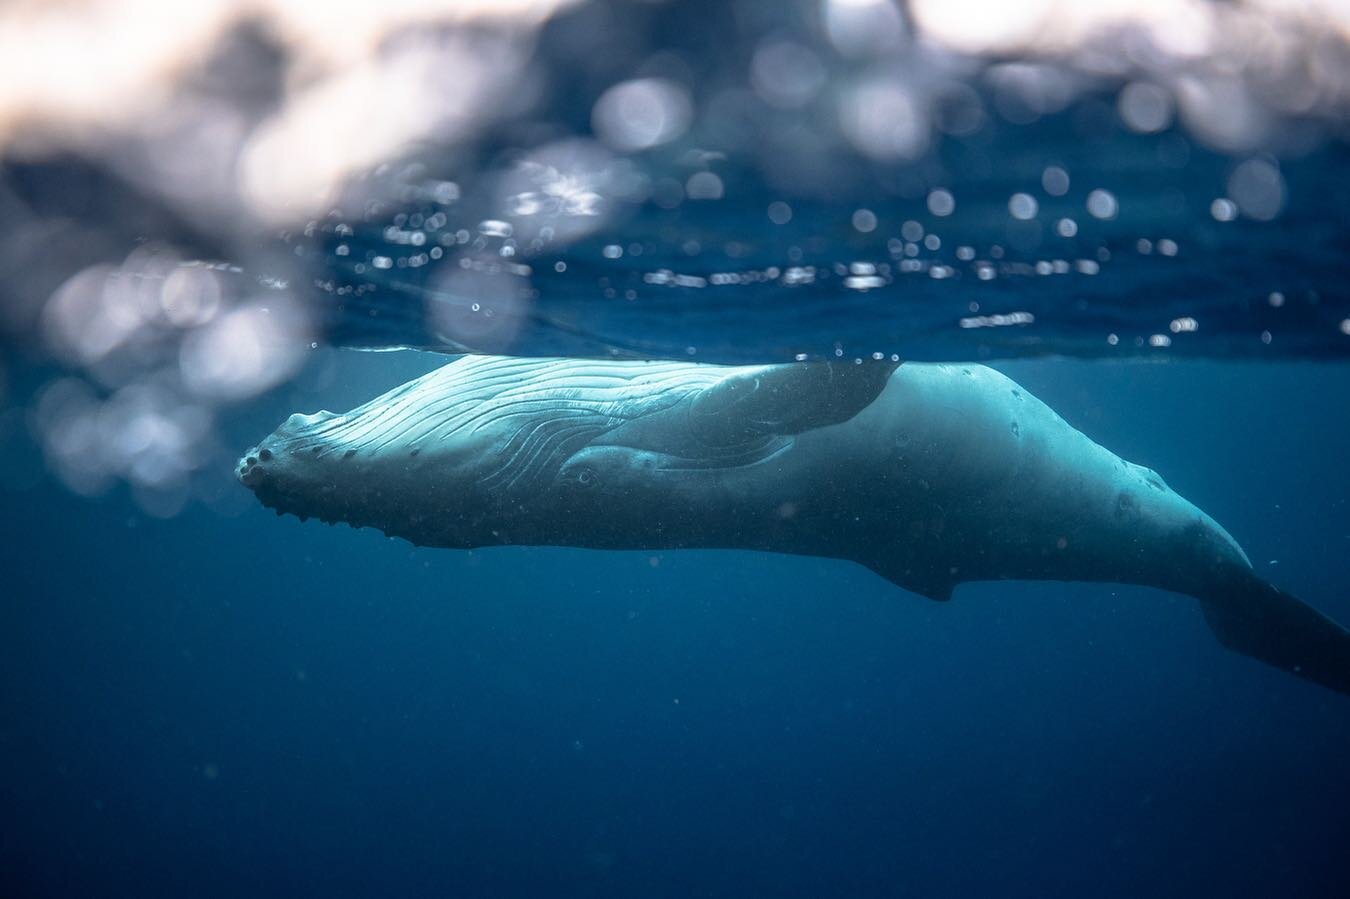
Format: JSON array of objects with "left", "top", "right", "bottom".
[{"left": 2, "top": 352, "right": 1348, "bottom": 897}]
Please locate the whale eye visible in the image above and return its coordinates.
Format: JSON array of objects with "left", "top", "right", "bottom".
[{"left": 566, "top": 465, "right": 599, "bottom": 489}]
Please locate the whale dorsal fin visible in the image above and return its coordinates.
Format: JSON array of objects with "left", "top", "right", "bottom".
[{"left": 690, "top": 360, "right": 899, "bottom": 446}]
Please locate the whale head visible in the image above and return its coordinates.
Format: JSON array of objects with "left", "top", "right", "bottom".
[
  {"left": 235, "top": 363, "right": 518, "bottom": 543},
  {"left": 237, "top": 400, "right": 471, "bottom": 541},
  {"left": 236, "top": 409, "right": 362, "bottom": 523}
]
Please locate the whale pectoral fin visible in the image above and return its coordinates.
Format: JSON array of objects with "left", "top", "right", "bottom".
[
  {"left": 1200, "top": 574, "right": 1350, "bottom": 697},
  {"left": 859, "top": 558, "right": 954, "bottom": 602},
  {"left": 691, "top": 360, "right": 899, "bottom": 446}
]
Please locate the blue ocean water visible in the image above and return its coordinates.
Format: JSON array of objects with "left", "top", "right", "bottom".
[
  {"left": 306, "top": 131, "right": 1350, "bottom": 364},
  {"left": 2, "top": 350, "right": 1348, "bottom": 897}
]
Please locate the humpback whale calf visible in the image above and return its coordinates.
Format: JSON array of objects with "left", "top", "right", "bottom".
[{"left": 238, "top": 355, "right": 1350, "bottom": 696}]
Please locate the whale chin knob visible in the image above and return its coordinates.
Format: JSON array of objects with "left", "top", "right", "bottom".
[{"left": 236, "top": 450, "right": 268, "bottom": 490}]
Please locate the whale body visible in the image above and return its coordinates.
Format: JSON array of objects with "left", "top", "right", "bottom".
[{"left": 238, "top": 355, "right": 1350, "bottom": 696}]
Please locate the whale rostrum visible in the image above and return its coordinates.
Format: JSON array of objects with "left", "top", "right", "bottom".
[{"left": 238, "top": 356, "right": 1350, "bottom": 697}]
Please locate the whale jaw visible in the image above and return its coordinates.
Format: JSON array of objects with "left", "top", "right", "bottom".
[
  {"left": 237, "top": 446, "right": 323, "bottom": 524},
  {"left": 235, "top": 414, "right": 370, "bottom": 529}
]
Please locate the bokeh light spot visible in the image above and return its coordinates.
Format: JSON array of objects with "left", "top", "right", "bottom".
[
  {"left": 926, "top": 189, "right": 955, "bottom": 217},
  {"left": 1086, "top": 189, "right": 1118, "bottom": 220},
  {"left": 1009, "top": 193, "right": 1039, "bottom": 220},
  {"left": 592, "top": 78, "right": 692, "bottom": 152}
]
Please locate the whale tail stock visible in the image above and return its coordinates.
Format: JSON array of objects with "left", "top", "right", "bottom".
[{"left": 1198, "top": 571, "right": 1350, "bottom": 697}]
